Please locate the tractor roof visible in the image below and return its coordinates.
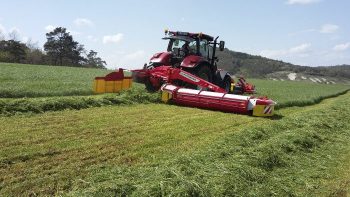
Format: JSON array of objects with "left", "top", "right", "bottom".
[{"left": 165, "top": 31, "right": 214, "bottom": 41}]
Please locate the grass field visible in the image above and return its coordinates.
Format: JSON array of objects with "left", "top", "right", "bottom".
[
  {"left": 0, "top": 63, "right": 110, "bottom": 98},
  {"left": 0, "top": 62, "right": 350, "bottom": 196}
]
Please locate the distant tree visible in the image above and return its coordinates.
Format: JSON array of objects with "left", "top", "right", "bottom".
[
  {"left": 0, "top": 40, "right": 27, "bottom": 63},
  {"left": 0, "top": 40, "right": 10, "bottom": 61},
  {"left": 24, "top": 39, "right": 46, "bottom": 65},
  {"left": 44, "top": 27, "right": 85, "bottom": 66},
  {"left": 84, "top": 50, "right": 106, "bottom": 68}
]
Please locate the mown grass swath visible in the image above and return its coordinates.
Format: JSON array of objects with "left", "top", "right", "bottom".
[{"left": 0, "top": 84, "right": 160, "bottom": 116}]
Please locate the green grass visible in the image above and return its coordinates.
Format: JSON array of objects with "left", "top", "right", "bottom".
[
  {"left": 1, "top": 92, "right": 350, "bottom": 196},
  {"left": 250, "top": 79, "right": 349, "bottom": 108},
  {"left": 0, "top": 62, "right": 110, "bottom": 98},
  {"left": 1, "top": 62, "right": 350, "bottom": 196}
]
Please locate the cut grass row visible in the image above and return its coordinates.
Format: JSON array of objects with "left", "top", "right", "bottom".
[
  {"left": 0, "top": 84, "right": 160, "bottom": 116},
  {"left": 0, "top": 81, "right": 348, "bottom": 116},
  {"left": 1, "top": 92, "right": 349, "bottom": 196}
]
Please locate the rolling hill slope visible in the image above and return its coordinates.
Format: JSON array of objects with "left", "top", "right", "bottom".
[{"left": 216, "top": 49, "right": 350, "bottom": 83}]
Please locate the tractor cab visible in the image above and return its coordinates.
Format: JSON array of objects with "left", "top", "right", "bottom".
[{"left": 162, "top": 31, "right": 224, "bottom": 65}]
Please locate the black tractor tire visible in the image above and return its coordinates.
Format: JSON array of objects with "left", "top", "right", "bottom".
[
  {"left": 191, "top": 64, "right": 213, "bottom": 90},
  {"left": 223, "top": 76, "right": 232, "bottom": 93},
  {"left": 194, "top": 65, "right": 213, "bottom": 83}
]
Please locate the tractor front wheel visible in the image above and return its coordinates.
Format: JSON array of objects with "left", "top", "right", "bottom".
[
  {"left": 145, "top": 78, "right": 158, "bottom": 92},
  {"left": 193, "top": 65, "right": 213, "bottom": 90},
  {"left": 223, "top": 76, "right": 232, "bottom": 93},
  {"left": 194, "top": 65, "right": 213, "bottom": 83}
]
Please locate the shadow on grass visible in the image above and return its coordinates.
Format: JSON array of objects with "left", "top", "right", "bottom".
[{"left": 267, "top": 114, "right": 284, "bottom": 120}]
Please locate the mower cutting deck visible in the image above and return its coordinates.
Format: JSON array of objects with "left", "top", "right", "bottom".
[{"left": 161, "top": 84, "right": 275, "bottom": 117}]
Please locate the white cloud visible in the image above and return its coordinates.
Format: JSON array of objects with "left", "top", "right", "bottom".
[
  {"left": 125, "top": 50, "right": 145, "bottom": 60},
  {"left": 333, "top": 42, "right": 350, "bottom": 51},
  {"left": 7, "top": 27, "right": 21, "bottom": 40},
  {"left": 45, "top": 25, "right": 56, "bottom": 32},
  {"left": 289, "top": 43, "right": 311, "bottom": 53},
  {"left": 0, "top": 24, "right": 5, "bottom": 31},
  {"left": 0, "top": 24, "right": 5, "bottom": 40},
  {"left": 74, "top": 18, "right": 94, "bottom": 27},
  {"left": 102, "top": 49, "right": 150, "bottom": 70},
  {"left": 103, "top": 33, "right": 123, "bottom": 44},
  {"left": 87, "top": 35, "right": 99, "bottom": 42},
  {"left": 290, "top": 24, "right": 339, "bottom": 37},
  {"left": 288, "top": 29, "right": 316, "bottom": 36},
  {"left": 9, "top": 27, "right": 20, "bottom": 34},
  {"left": 320, "top": 24, "right": 339, "bottom": 34},
  {"left": 67, "top": 29, "right": 80, "bottom": 36},
  {"left": 22, "top": 36, "right": 29, "bottom": 43},
  {"left": 287, "top": 0, "right": 321, "bottom": 5},
  {"left": 0, "top": 25, "right": 31, "bottom": 43},
  {"left": 260, "top": 43, "right": 311, "bottom": 58}
]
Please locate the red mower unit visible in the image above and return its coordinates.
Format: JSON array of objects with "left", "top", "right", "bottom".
[{"left": 94, "top": 30, "right": 276, "bottom": 116}]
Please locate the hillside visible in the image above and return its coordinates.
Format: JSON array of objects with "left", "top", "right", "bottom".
[{"left": 217, "top": 49, "right": 350, "bottom": 83}]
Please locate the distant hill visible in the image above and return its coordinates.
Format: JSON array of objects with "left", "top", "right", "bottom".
[{"left": 216, "top": 49, "right": 350, "bottom": 83}]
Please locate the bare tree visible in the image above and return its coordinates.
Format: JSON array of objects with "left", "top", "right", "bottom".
[
  {"left": 25, "top": 38, "right": 39, "bottom": 50},
  {"left": 8, "top": 29, "right": 20, "bottom": 41},
  {"left": 0, "top": 30, "right": 5, "bottom": 41}
]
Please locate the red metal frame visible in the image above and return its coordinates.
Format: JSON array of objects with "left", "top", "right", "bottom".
[
  {"left": 133, "top": 66, "right": 227, "bottom": 93},
  {"left": 132, "top": 66, "right": 256, "bottom": 95},
  {"left": 237, "top": 77, "right": 256, "bottom": 94}
]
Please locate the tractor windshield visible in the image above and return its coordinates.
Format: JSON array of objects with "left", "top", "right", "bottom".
[{"left": 164, "top": 36, "right": 197, "bottom": 54}]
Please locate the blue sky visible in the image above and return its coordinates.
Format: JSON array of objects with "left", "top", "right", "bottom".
[{"left": 0, "top": 0, "right": 349, "bottom": 69}]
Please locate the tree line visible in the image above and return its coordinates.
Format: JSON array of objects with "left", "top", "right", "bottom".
[{"left": 0, "top": 27, "right": 106, "bottom": 68}]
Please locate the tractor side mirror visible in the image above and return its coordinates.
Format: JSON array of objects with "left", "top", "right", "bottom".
[{"left": 219, "top": 41, "right": 225, "bottom": 51}]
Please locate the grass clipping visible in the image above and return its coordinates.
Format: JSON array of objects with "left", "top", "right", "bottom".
[{"left": 0, "top": 87, "right": 160, "bottom": 116}]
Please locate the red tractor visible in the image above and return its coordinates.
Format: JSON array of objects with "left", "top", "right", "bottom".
[
  {"left": 94, "top": 31, "right": 275, "bottom": 116},
  {"left": 133, "top": 30, "right": 255, "bottom": 94}
]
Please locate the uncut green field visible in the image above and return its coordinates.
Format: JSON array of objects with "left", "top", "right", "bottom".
[
  {"left": 0, "top": 63, "right": 110, "bottom": 98},
  {"left": 250, "top": 79, "right": 349, "bottom": 108}
]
